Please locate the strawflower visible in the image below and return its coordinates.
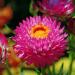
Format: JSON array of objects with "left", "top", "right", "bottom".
[
  {"left": 0, "top": 5, "right": 13, "bottom": 28},
  {"left": 0, "top": 33, "right": 7, "bottom": 64},
  {"left": 13, "top": 16, "right": 67, "bottom": 67},
  {"left": 0, "top": 33, "right": 8, "bottom": 75},
  {"left": 7, "top": 47, "right": 21, "bottom": 67},
  {"left": 36, "top": 0, "right": 74, "bottom": 17}
]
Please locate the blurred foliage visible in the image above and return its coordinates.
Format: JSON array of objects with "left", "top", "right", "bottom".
[
  {"left": 68, "top": 34, "right": 75, "bottom": 51},
  {"left": 0, "top": 0, "right": 75, "bottom": 75},
  {"left": 2, "top": 57, "right": 75, "bottom": 75},
  {"left": 68, "top": 34, "right": 75, "bottom": 59}
]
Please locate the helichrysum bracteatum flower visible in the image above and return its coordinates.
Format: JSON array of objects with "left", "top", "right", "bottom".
[
  {"left": 0, "top": 33, "right": 8, "bottom": 64},
  {"left": 13, "top": 16, "right": 67, "bottom": 67},
  {"left": 37, "top": 0, "right": 74, "bottom": 17},
  {"left": 7, "top": 47, "right": 21, "bottom": 67}
]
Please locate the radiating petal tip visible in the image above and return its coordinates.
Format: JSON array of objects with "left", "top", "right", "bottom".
[{"left": 12, "top": 16, "right": 68, "bottom": 67}]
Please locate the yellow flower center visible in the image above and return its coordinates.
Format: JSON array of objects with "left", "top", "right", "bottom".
[{"left": 30, "top": 24, "right": 50, "bottom": 39}]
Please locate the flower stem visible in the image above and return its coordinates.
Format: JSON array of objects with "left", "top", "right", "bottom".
[
  {"left": 41, "top": 67, "right": 46, "bottom": 75},
  {"left": 5, "top": 60, "right": 12, "bottom": 75},
  {"left": 52, "top": 64, "right": 56, "bottom": 75},
  {"left": 20, "top": 64, "right": 25, "bottom": 75},
  {"left": 47, "top": 66, "right": 52, "bottom": 75},
  {"left": 34, "top": 68, "right": 40, "bottom": 75}
]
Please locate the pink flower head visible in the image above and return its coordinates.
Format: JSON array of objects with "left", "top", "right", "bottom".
[
  {"left": 13, "top": 16, "right": 67, "bottom": 67},
  {"left": 0, "top": 33, "right": 7, "bottom": 64},
  {"left": 37, "top": 0, "right": 74, "bottom": 17}
]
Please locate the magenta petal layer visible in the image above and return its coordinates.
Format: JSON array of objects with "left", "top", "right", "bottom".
[
  {"left": 37, "top": 0, "right": 74, "bottom": 17},
  {"left": 0, "top": 33, "right": 7, "bottom": 64},
  {"left": 13, "top": 16, "right": 68, "bottom": 67}
]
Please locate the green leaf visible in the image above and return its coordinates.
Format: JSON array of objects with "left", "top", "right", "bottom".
[
  {"left": 68, "top": 34, "right": 75, "bottom": 51},
  {"left": 71, "top": 13, "right": 75, "bottom": 18}
]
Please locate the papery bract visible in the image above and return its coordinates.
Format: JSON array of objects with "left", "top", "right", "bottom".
[
  {"left": 0, "top": 5, "right": 13, "bottom": 28},
  {"left": 7, "top": 47, "right": 21, "bottom": 67},
  {"left": 13, "top": 16, "right": 67, "bottom": 67},
  {"left": 0, "top": 33, "right": 7, "bottom": 64},
  {"left": 36, "top": 0, "right": 74, "bottom": 17}
]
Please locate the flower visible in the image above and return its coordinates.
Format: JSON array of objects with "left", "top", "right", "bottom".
[
  {"left": 0, "top": 33, "right": 8, "bottom": 64},
  {"left": 7, "top": 46, "right": 21, "bottom": 67},
  {"left": 37, "top": 0, "right": 74, "bottom": 17},
  {"left": 13, "top": 16, "right": 67, "bottom": 67},
  {"left": 0, "top": 5, "right": 13, "bottom": 28}
]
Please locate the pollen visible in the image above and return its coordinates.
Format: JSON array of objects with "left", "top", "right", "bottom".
[{"left": 30, "top": 24, "right": 50, "bottom": 39}]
